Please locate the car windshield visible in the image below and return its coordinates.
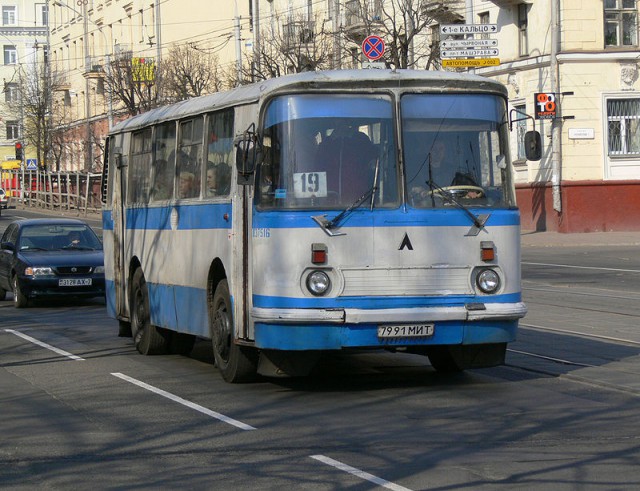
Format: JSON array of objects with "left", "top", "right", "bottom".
[
  {"left": 17, "top": 224, "right": 103, "bottom": 251},
  {"left": 257, "top": 94, "right": 399, "bottom": 210},
  {"left": 401, "top": 93, "right": 514, "bottom": 209}
]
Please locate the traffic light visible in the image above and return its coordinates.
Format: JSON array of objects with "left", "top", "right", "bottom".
[{"left": 14, "top": 142, "right": 23, "bottom": 161}]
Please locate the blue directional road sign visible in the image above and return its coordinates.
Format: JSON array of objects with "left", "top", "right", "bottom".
[{"left": 26, "top": 159, "right": 38, "bottom": 170}]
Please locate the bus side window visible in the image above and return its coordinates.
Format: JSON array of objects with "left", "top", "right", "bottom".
[{"left": 129, "top": 129, "right": 153, "bottom": 204}]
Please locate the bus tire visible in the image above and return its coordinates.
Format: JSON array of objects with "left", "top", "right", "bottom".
[
  {"left": 170, "top": 332, "right": 196, "bottom": 356},
  {"left": 118, "top": 320, "right": 132, "bottom": 337},
  {"left": 427, "top": 347, "right": 464, "bottom": 373},
  {"left": 13, "top": 275, "right": 28, "bottom": 308},
  {"left": 131, "top": 268, "right": 167, "bottom": 355},
  {"left": 210, "top": 279, "right": 257, "bottom": 383}
]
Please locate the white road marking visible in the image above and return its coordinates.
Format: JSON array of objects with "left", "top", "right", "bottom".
[
  {"left": 4, "top": 329, "right": 85, "bottom": 361},
  {"left": 522, "top": 261, "right": 640, "bottom": 273},
  {"left": 111, "top": 372, "right": 256, "bottom": 430},
  {"left": 310, "top": 454, "right": 413, "bottom": 491}
]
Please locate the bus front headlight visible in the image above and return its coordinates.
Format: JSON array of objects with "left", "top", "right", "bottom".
[
  {"left": 306, "top": 270, "right": 331, "bottom": 296},
  {"left": 476, "top": 268, "right": 500, "bottom": 294}
]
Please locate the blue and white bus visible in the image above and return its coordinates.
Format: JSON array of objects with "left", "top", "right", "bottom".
[{"left": 102, "top": 70, "right": 541, "bottom": 382}]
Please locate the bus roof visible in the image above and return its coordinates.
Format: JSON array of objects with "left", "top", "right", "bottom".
[{"left": 110, "top": 69, "right": 507, "bottom": 135}]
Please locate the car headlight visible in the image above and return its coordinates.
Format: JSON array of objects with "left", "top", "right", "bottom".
[
  {"left": 94, "top": 266, "right": 105, "bottom": 274},
  {"left": 24, "top": 266, "right": 54, "bottom": 276},
  {"left": 306, "top": 270, "right": 331, "bottom": 296},
  {"left": 476, "top": 268, "right": 500, "bottom": 294}
]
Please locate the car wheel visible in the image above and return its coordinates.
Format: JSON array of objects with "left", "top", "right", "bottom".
[
  {"left": 12, "top": 275, "right": 28, "bottom": 308},
  {"left": 209, "top": 279, "right": 257, "bottom": 383},
  {"left": 130, "top": 268, "right": 167, "bottom": 355}
]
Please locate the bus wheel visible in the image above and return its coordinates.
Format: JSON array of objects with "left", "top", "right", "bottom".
[
  {"left": 427, "top": 347, "right": 464, "bottom": 373},
  {"left": 131, "top": 269, "right": 167, "bottom": 355},
  {"left": 210, "top": 279, "right": 257, "bottom": 383}
]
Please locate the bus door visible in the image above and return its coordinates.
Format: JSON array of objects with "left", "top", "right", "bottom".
[
  {"left": 232, "top": 104, "right": 259, "bottom": 341},
  {"left": 108, "top": 134, "right": 129, "bottom": 319}
]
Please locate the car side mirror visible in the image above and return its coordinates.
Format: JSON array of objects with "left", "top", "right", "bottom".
[
  {"left": 524, "top": 131, "right": 542, "bottom": 161},
  {"left": 1, "top": 241, "right": 15, "bottom": 252}
]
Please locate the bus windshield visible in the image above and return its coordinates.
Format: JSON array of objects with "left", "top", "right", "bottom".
[
  {"left": 258, "top": 94, "right": 399, "bottom": 210},
  {"left": 402, "top": 93, "right": 514, "bottom": 208}
]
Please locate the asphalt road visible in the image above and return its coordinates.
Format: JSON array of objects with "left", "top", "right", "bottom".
[{"left": 1, "top": 207, "right": 639, "bottom": 490}]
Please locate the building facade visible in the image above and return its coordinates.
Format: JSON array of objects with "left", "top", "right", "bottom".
[
  {"left": 470, "top": 0, "right": 640, "bottom": 232},
  {"left": 46, "top": 0, "right": 640, "bottom": 231},
  {"left": 0, "top": 0, "right": 47, "bottom": 169},
  {"left": 48, "top": 0, "right": 251, "bottom": 171}
]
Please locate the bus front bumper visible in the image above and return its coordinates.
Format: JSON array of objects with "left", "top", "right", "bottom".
[{"left": 251, "top": 302, "right": 526, "bottom": 350}]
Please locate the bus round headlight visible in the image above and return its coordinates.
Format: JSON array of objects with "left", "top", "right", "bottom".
[
  {"left": 476, "top": 269, "right": 500, "bottom": 294},
  {"left": 306, "top": 270, "right": 331, "bottom": 296}
]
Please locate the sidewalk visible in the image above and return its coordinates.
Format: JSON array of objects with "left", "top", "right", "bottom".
[{"left": 521, "top": 230, "right": 640, "bottom": 247}]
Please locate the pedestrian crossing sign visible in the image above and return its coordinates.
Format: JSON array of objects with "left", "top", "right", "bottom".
[{"left": 26, "top": 159, "right": 37, "bottom": 170}]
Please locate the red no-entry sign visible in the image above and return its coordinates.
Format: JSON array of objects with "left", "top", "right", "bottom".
[{"left": 362, "top": 35, "right": 385, "bottom": 61}]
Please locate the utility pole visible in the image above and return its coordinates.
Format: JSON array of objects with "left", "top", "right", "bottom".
[
  {"left": 234, "top": 1, "right": 243, "bottom": 85},
  {"left": 83, "top": 0, "right": 92, "bottom": 171},
  {"left": 550, "top": 0, "right": 562, "bottom": 213},
  {"left": 252, "top": 0, "right": 260, "bottom": 77}
]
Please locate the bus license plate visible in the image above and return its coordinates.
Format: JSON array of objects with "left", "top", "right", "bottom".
[
  {"left": 378, "top": 324, "right": 434, "bottom": 339},
  {"left": 59, "top": 278, "right": 92, "bottom": 287}
]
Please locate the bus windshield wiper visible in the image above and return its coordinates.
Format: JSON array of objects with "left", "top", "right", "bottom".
[
  {"left": 312, "top": 159, "right": 380, "bottom": 236},
  {"left": 426, "top": 152, "right": 488, "bottom": 236},
  {"left": 427, "top": 177, "right": 489, "bottom": 236}
]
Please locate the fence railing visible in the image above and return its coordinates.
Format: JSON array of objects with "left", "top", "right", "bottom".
[{"left": 2, "top": 169, "right": 103, "bottom": 216}]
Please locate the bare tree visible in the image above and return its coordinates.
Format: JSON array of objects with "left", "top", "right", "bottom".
[
  {"left": 5, "top": 53, "right": 66, "bottom": 171},
  {"left": 244, "top": 13, "right": 336, "bottom": 82},
  {"left": 161, "top": 43, "right": 226, "bottom": 102},
  {"left": 341, "top": 0, "right": 463, "bottom": 70},
  {"left": 105, "top": 50, "right": 161, "bottom": 116}
]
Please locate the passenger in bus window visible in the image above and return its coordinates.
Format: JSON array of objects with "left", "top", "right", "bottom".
[
  {"left": 179, "top": 171, "right": 198, "bottom": 199},
  {"left": 316, "top": 122, "right": 377, "bottom": 202},
  {"left": 409, "top": 138, "right": 481, "bottom": 205},
  {"left": 207, "top": 162, "right": 231, "bottom": 196},
  {"left": 151, "top": 159, "right": 173, "bottom": 200}
]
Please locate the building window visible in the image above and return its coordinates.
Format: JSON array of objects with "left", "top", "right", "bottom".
[
  {"left": 518, "top": 4, "right": 529, "bottom": 57},
  {"left": 6, "top": 121, "right": 19, "bottom": 140},
  {"left": 604, "top": 0, "right": 638, "bottom": 47},
  {"left": 2, "top": 6, "right": 16, "bottom": 25},
  {"left": 607, "top": 98, "right": 640, "bottom": 156},
  {"left": 3, "top": 45, "right": 17, "bottom": 65},
  {"left": 36, "top": 3, "right": 48, "bottom": 26},
  {"left": 479, "top": 12, "right": 490, "bottom": 40},
  {"left": 4, "top": 82, "right": 19, "bottom": 103}
]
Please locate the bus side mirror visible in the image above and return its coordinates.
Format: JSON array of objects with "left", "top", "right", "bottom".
[
  {"left": 524, "top": 131, "right": 542, "bottom": 161},
  {"left": 235, "top": 125, "right": 259, "bottom": 186}
]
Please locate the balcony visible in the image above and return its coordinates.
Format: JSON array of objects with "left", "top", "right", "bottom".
[
  {"left": 282, "top": 21, "right": 315, "bottom": 52},
  {"left": 344, "top": 0, "right": 383, "bottom": 43},
  {"left": 84, "top": 58, "right": 105, "bottom": 79}
]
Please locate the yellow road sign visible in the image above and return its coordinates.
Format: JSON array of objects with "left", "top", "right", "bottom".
[{"left": 442, "top": 58, "right": 500, "bottom": 68}]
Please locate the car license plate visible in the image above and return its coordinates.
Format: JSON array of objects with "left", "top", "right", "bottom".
[
  {"left": 378, "top": 324, "right": 434, "bottom": 339},
  {"left": 59, "top": 278, "right": 92, "bottom": 287}
]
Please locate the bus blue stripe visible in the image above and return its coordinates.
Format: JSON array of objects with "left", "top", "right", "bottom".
[
  {"left": 253, "top": 292, "right": 521, "bottom": 309},
  {"left": 124, "top": 203, "right": 233, "bottom": 230},
  {"left": 252, "top": 208, "right": 520, "bottom": 228}
]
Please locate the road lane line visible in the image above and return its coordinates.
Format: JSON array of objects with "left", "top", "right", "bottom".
[
  {"left": 310, "top": 455, "right": 412, "bottom": 491},
  {"left": 111, "top": 372, "right": 256, "bottom": 431},
  {"left": 522, "top": 261, "right": 640, "bottom": 273},
  {"left": 4, "top": 329, "right": 85, "bottom": 361}
]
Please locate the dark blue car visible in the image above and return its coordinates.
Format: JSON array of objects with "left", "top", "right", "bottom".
[{"left": 0, "top": 218, "right": 105, "bottom": 308}]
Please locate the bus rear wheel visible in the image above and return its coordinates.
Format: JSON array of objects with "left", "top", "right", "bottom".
[
  {"left": 210, "top": 279, "right": 257, "bottom": 383},
  {"left": 131, "top": 268, "right": 167, "bottom": 355}
]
